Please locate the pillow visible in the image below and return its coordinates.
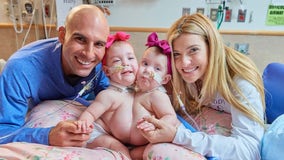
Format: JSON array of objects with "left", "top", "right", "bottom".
[
  {"left": 261, "top": 114, "right": 284, "bottom": 160},
  {"left": 0, "top": 142, "right": 128, "bottom": 160},
  {"left": 26, "top": 100, "right": 86, "bottom": 127},
  {"left": 262, "top": 63, "right": 284, "bottom": 124},
  {"left": 143, "top": 143, "right": 206, "bottom": 160},
  {"left": 19, "top": 100, "right": 130, "bottom": 160},
  {"left": 178, "top": 107, "right": 232, "bottom": 136}
]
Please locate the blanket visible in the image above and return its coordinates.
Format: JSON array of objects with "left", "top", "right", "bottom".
[{"left": 0, "top": 100, "right": 129, "bottom": 160}]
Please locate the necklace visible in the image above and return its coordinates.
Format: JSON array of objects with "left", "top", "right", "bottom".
[
  {"left": 185, "top": 80, "right": 204, "bottom": 115},
  {"left": 195, "top": 79, "right": 202, "bottom": 98}
]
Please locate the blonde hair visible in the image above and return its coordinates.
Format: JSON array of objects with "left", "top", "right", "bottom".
[{"left": 167, "top": 13, "right": 265, "bottom": 126}]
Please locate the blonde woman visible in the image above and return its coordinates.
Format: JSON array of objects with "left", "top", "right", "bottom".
[{"left": 138, "top": 13, "right": 265, "bottom": 160}]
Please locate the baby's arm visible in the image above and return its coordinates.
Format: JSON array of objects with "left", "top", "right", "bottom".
[
  {"left": 76, "top": 111, "right": 95, "bottom": 133},
  {"left": 76, "top": 90, "right": 113, "bottom": 133},
  {"left": 137, "top": 91, "right": 179, "bottom": 132},
  {"left": 151, "top": 91, "right": 179, "bottom": 125}
]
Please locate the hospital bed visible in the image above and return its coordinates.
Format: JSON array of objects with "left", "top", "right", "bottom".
[{"left": 0, "top": 61, "right": 284, "bottom": 160}]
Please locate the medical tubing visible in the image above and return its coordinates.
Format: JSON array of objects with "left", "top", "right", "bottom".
[
  {"left": 10, "top": 0, "right": 23, "bottom": 34},
  {"left": 21, "top": 9, "right": 35, "bottom": 47},
  {"left": 0, "top": 69, "right": 102, "bottom": 142},
  {"left": 175, "top": 90, "right": 219, "bottom": 160},
  {"left": 177, "top": 95, "right": 200, "bottom": 131},
  {"left": 217, "top": 4, "right": 224, "bottom": 30},
  {"left": 41, "top": 0, "right": 48, "bottom": 39},
  {"left": 169, "top": 80, "right": 219, "bottom": 159},
  {"left": 77, "top": 69, "right": 102, "bottom": 97},
  {"left": 171, "top": 80, "right": 200, "bottom": 131}
]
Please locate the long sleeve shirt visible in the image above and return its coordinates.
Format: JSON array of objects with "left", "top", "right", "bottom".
[
  {"left": 0, "top": 38, "right": 109, "bottom": 145},
  {"left": 173, "top": 77, "right": 264, "bottom": 160}
]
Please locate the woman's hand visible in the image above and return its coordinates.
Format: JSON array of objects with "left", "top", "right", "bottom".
[{"left": 137, "top": 116, "right": 178, "bottom": 143}]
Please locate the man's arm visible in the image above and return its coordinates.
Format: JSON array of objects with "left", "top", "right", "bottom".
[
  {"left": 0, "top": 63, "right": 52, "bottom": 144},
  {"left": 0, "top": 60, "right": 108, "bottom": 146}
]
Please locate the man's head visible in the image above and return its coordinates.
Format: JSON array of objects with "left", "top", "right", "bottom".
[{"left": 58, "top": 5, "right": 110, "bottom": 77}]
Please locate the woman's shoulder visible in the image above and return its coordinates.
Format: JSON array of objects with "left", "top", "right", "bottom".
[
  {"left": 233, "top": 76, "right": 258, "bottom": 93},
  {"left": 233, "top": 76, "right": 249, "bottom": 84}
]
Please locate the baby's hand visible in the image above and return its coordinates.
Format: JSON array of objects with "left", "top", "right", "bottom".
[
  {"left": 75, "top": 120, "right": 94, "bottom": 133},
  {"left": 137, "top": 117, "right": 156, "bottom": 132}
]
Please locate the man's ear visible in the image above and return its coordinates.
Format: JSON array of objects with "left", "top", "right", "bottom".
[
  {"left": 161, "top": 74, "right": 171, "bottom": 85},
  {"left": 58, "top": 26, "right": 65, "bottom": 43}
]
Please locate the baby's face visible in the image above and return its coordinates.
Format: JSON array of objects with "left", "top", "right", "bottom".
[
  {"left": 104, "top": 42, "right": 138, "bottom": 86},
  {"left": 136, "top": 47, "right": 168, "bottom": 91}
]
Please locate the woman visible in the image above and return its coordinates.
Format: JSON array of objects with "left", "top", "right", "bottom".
[{"left": 139, "top": 13, "right": 265, "bottom": 160}]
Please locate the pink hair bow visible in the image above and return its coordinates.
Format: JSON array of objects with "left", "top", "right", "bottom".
[
  {"left": 145, "top": 32, "right": 172, "bottom": 74},
  {"left": 145, "top": 32, "right": 171, "bottom": 55},
  {"left": 106, "top": 31, "right": 130, "bottom": 48}
]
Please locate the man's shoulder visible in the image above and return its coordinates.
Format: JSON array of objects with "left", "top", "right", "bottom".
[
  {"left": 6, "top": 38, "right": 61, "bottom": 70},
  {"left": 25, "top": 37, "right": 58, "bottom": 47},
  {"left": 11, "top": 38, "right": 60, "bottom": 59}
]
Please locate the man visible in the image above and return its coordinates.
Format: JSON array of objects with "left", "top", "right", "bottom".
[{"left": 0, "top": 4, "right": 110, "bottom": 147}]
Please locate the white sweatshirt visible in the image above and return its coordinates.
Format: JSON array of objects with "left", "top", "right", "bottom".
[{"left": 173, "top": 77, "right": 264, "bottom": 160}]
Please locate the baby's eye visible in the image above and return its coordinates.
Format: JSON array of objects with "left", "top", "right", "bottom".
[
  {"left": 142, "top": 61, "right": 148, "bottom": 66},
  {"left": 155, "top": 67, "right": 161, "bottom": 71},
  {"left": 112, "top": 59, "right": 121, "bottom": 63}
]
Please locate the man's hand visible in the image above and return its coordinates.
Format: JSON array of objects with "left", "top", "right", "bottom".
[
  {"left": 49, "top": 120, "right": 93, "bottom": 147},
  {"left": 137, "top": 116, "right": 179, "bottom": 143}
]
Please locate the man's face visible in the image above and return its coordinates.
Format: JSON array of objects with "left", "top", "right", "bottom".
[{"left": 59, "top": 10, "right": 109, "bottom": 77}]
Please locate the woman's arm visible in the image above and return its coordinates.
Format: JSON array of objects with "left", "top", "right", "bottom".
[
  {"left": 173, "top": 78, "right": 264, "bottom": 159},
  {"left": 141, "top": 78, "right": 264, "bottom": 159}
]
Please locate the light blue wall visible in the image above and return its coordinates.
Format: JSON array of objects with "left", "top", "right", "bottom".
[
  {"left": 1, "top": 0, "right": 283, "bottom": 31},
  {"left": 106, "top": 0, "right": 284, "bottom": 31}
]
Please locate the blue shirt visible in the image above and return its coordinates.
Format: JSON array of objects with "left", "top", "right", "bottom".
[{"left": 0, "top": 38, "right": 109, "bottom": 144}]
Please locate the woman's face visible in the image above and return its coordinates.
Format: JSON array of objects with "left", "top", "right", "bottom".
[{"left": 172, "top": 33, "right": 208, "bottom": 83}]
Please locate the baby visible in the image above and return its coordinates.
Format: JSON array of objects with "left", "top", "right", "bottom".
[
  {"left": 76, "top": 32, "right": 179, "bottom": 160},
  {"left": 76, "top": 31, "right": 138, "bottom": 159},
  {"left": 131, "top": 32, "right": 179, "bottom": 159}
]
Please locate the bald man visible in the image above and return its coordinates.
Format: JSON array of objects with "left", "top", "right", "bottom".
[{"left": 0, "top": 5, "right": 110, "bottom": 147}]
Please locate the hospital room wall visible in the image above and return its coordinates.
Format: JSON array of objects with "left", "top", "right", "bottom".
[
  {"left": 103, "top": 0, "right": 284, "bottom": 73},
  {"left": 0, "top": 0, "right": 284, "bottom": 73},
  {"left": 115, "top": 31, "right": 284, "bottom": 73},
  {"left": 1, "top": 27, "right": 283, "bottom": 73}
]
